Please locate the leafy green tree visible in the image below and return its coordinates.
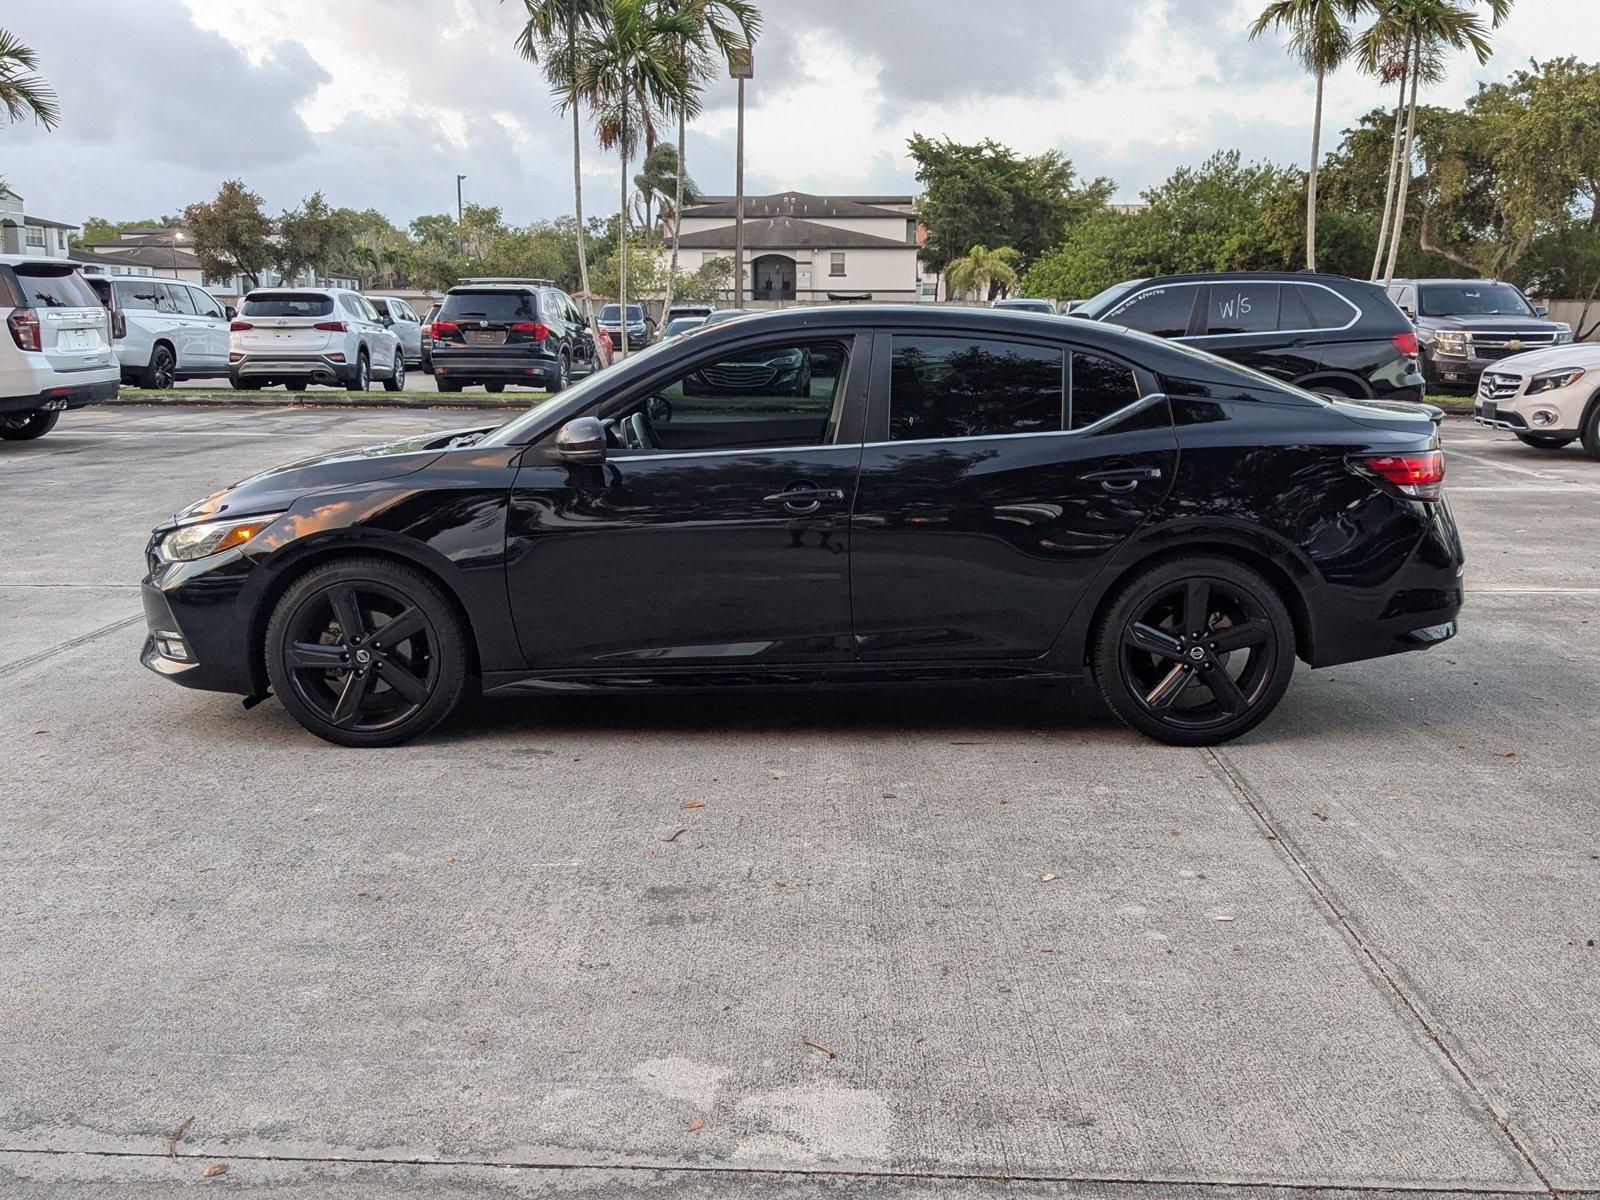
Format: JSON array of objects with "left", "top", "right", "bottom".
[
  {"left": 1248, "top": 0, "right": 1360, "bottom": 270},
  {"left": 0, "top": 28, "right": 57, "bottom": 128},
  {"left": 633, "top": 142, "right": 698, "bottom": 234},
  {"left": 907, "top": 135, "right": 1113, "bottom": 276},
  {"left": 575, "top": 0, "right": 697, "bottom": 352},
  {"left": 275, "top": 192, "right": 349, "bottom": 283},
  {"left": 185, "top": 180, "right": 274, "bottom": 288},
  {"left": 75, "top": 215, "right": 182, "bottom": 246},
  {"left": 945, "top": 244, "right": 1021, "bottom": 301},
  {"left": 517, "top": 0, "right": 609, "bottom": 320}
]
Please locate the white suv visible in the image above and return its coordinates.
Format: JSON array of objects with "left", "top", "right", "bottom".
[
  {"left": 1476, "top": 342, "right": 1600, "bottom": 458},
  {"left": 1, "top": 254, "right": 119, "bottom": 440},
  {"left": 87, "top": 275, "right": 232, "bottom": 388},
  {"left": 229, "top": 287, "right": 404, "bottom": 392}
]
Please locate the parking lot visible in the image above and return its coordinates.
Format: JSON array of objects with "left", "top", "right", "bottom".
[{"left": 2, "top": 405, "right": 1597, "bottom": 1197}]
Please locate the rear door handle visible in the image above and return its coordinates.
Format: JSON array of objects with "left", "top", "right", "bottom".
[
  {"left": 1080, "top": 466, "right": 1163, "bottom": 494},
  {"left": 763, "top": 485, "right": 845, "bottom": 514}
]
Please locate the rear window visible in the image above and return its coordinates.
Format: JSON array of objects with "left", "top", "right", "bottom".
[
  {"left": 600, "top": 304, "right": 644, "bottom": 321},
  {"left": 441, "top": 290, "right": 536, "bottom": 321},
  {"left": 12, "top": 265, "right": 98, "bottom": 309},
  {"left": 241, "top": 292, "right": 334, "bottom": 318}
]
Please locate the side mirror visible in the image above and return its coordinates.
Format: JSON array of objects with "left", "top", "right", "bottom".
[
  {"left": 555, "top": 416, "right": 606, "bottom": 464},
  {"left": 224, "top": 305, "right": 237, "bottom": 320},
  {"left": 381, "top": 314, "right": 395, "bottom": 327},
  {"left": 1535, "top": 304, "right": 1549, "bottom": 317}
]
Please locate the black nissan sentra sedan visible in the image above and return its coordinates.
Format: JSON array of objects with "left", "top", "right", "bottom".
[{"left": 141, "top": 306, "right": 1463, "bottom": 748}]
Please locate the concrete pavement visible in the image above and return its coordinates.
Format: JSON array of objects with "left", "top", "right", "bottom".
[{"left": 2, "top": 408, "right": 1596, "bottom": 1197}]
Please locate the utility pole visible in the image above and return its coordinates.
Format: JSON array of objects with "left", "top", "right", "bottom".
[
  {"left": 729, "top": 46, "right": 753, "bottom": 308},
  {"left": 456, "top": 174, "right": 467, "bottom": 226}
]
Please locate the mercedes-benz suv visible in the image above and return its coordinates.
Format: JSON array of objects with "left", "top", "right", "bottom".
[{"left": 1387, "top": 278, "right": 1572, "bottom": 393}]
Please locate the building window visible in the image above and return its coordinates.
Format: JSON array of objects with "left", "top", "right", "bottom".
[
  {"left": 829, "top": 252, "right": 846, "bottom": 277},
  {"left": 25, "top": 226, "right": 45, "bottom": 248}
]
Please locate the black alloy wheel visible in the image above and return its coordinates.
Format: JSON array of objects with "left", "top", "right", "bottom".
[
  {"left": 142, "top": 344, "right": 176, "bottom": 389},
  {"left": 1093, "top": 557, "right": 1296, "bottom": 746},
  {"left": 0, "top": 408, "right": 60, "bottom": 440},
  {"left": 266, "top": 558, "right": 468, "bottom": 747}
]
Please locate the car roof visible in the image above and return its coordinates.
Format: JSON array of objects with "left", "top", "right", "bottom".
[
  {"left": 0, "top": 253, "right": 86, "bottom": 268},
  {"left": 1389, "top": 277, "right": 1510, "bottom": 286},
  {"left": 1111, "top": 270, "right": 1376, "bottom": 287}
]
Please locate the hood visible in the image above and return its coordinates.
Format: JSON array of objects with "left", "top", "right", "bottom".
[
  {"left": 1486, "top": 343, "right": 1600, "bottom": 375},
  {"left": 1421, "top": 313, "right": 1563, "bottom": 333},
  {"left": 168, "top": 426, "right": 495, "bottom": 526}
]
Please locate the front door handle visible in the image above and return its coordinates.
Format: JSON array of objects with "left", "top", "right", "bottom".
[
  {"left": 763, "top": 484, "right": 845, "bottom": 514},
  {"left": 1080, "top": 466, "right": 1163, "bottom": 494}
]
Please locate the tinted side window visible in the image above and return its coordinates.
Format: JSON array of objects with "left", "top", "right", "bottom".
[
  {"left": 1301, "top": 284, "right": 1359, "bottom": 328},
  {"left": 1069, "top": 352, "right": 1142, "bottom": 429},
  {"left": 116, "top": 280, "right": 163, "bottom": 312},
  {"left": 339, "top": 294, "right": 364, "bottom": 318},
  {"left": 189, "top": 288, "right": 224, "bottom": 319},
  {"left": 162, "top": 282, "right": 198, "bottom": 315},
  {"left": 890, "top": 336, "right": 1063, "bottom": 441},
  {"left": 1205, "top": 282, "right": 1277, "bottom": 335},
  {"left": 1103, "top": 286, "right": 1197, "bottom": 338}
]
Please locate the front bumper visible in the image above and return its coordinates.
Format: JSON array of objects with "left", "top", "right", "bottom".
[
  {"left": 1474, "top": 387, "right": 1588, "bottom": 436},
  {"left": 0, "top": 376, "right": 118, "bottom": 416},
  {"left": 139, "top": 554, "right": 260, "bottom": 696}
]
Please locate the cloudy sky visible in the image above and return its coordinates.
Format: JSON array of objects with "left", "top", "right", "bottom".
[{"left": 2, "top": 0, "right": 1594, "bottom": 229}]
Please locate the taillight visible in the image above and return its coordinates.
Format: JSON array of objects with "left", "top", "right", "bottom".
[
  {"left": 314, "top": 320, "right": 348, "bottom": 332},
  {"left": 230, "top": 320, "right": 253, "bottom": 332},
  {"left": 7, "top": 308, "right": 41, "bottom": 351},
  {"left": 431, "top": 321, "right": 458, "bottom": 338},
  {"left": 1391, "top": 331, "right": 1419, "bottom": 358},
  {"left": 510, "top": 321, "right": 550, "bottom": 340},
  {"left": 1352, "top": 450, "right": 1444, "bottom": 500}
]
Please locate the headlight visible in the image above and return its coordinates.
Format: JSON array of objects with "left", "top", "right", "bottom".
[
  {"left": 1434, "top": 330, "right": 1472, "bottom": 351},
  {"left": 1527, "top": 368, "right": 1585, "bottom": 395},
  {"left": 156, "top": 513, "right": 281, "bottom": 563},
  {"left": 1555, "top": 325, "right": 1574, "bottom": 344},
  {"left": 768, "top": 349, "right": 804, "bottom": 366}
]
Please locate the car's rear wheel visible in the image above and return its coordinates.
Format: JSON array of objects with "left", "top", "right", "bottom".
[
  {"left": 437, "top": 378, "right": 462, "bottom": 393},
  {"left": 140, "top": 343, "right": 176, "bottom": 389},
  {"left": 1516, "top": 432, "right": 1574, "bottom": 450},
  {"left": 485, "top": 382, "right": 506, "bottom": 394},
  {"left": 286, "top": 381, "right": 308, "bottom": 392},
  {"left": 551, "top": 353, "right": 570, "bottom": 393},
  {"left": 266, "top": 558, "right": 468, "bottom": 748},
  {"left": 383, "top": 351, "right": 406, "bottom": 392},
  {"left": 1092, "top": 557, "right": 1296, "bottom": 746},
  {"left": 346, "top": 351, "right": 370, "bottom": 392},
  {"left": 231, "top": 377, "right": 262, "bottom": 391},
  {"left": 0, "top": 408, "right": 60, "bottom": 440}
]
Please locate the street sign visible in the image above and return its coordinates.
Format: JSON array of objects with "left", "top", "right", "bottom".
[{"left": 728, "top": 46, "right": 753, "bottom": 79}]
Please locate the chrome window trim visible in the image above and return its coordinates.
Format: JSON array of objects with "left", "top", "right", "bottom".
[
  {"left": 610, "top": 443, "right": 857, "bottom": 463},
  {"left": 866, "top": 392, "right": 1166, "bottom": 450},
  {"left": 1103, "top": 279, "right": 1361, "bottom": 340}
]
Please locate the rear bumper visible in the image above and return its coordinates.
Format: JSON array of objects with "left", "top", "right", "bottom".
[
  {"left": 230, "top": 353, "right": 354, "bottom": 386},
  {"left": 0, "top": 375, "right": 118, "bottom": 416},
  {"left": 433, "top": 353, "right": 558, "bottom": 384}
]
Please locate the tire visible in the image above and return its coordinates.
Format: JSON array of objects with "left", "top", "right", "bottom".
[
  {"left": 437, "top": 378, "right": 463, "bottom": 393},
  {"left": 346, "top": 351, "right": 370, "bottom": 393},
  {"left": 1091, "top": 556, "right": 1297, "bottom": 746},
  {"left": 550, "top": 353, "right": 570, "bottom": 393},
  {"left": 383, "top": 351, "right": 406, "bottom": 392},
  {"left": 140, "top": 343, "right": 177, "bottom": 390},
  {"left": 285, "top": 381, "right": 308, "bottom": 393},
  {"left": 1581, "top": 396, "right": 1600, "bottom": 461},
  {"left": 1516, "top": 432, "right": 1574, "bottom": 450},
  {"left": 230, "top": 376, "right": 262, "bottom": 391},
  {"left": 484, "top": 382, "right": 506, "bottom": 394},
  {"left": 0, "top": 408, "right": 60, "bottom": 440},
  {"left": 265, "top": 556, "right": 468, "bottom": 748}
]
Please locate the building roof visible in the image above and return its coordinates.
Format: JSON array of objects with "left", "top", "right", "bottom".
[
  {"left": 70, "top": 243, "right": 204, "bottom": 270},
  {"left": 23, "top": 213, "right": 79, "bottom": 230},
  {"left": 680, "top": 191, "right": 913, "bottom": 221},
  {"left": 677, "top": 216, "right": 913, "bottom": 251}
]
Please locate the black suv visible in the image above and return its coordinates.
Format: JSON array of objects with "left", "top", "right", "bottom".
[
  {"left": 1385, "top": 278, "right": 1573, "bottom": 393},
  {"left": 1072, "top": 271, "right": 1425, "bottom": 402},
  {"left": 429, "top": 281, "right": 598, "bottom": 393}
]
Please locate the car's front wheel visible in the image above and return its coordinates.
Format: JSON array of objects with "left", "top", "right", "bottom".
[
  {"left": 1092, "top": 556, "right": 1296, "bottom": 746},
  {"left": 265, "top": 557, "right": 469, "bottom": 748},
  {"left": 0, "top": 408, "right": 60, "bottom": 440},
  {"left": 1516, "top": 432, "right": 1575, "bottom": 450}
]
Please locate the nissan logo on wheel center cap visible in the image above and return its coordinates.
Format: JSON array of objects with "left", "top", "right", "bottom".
[
  {"left": 1189, "top": 646, "right": 1206, "bottom": 661},
  {"left": 355, "top": 649, "right": 372, "bottom": 664}
]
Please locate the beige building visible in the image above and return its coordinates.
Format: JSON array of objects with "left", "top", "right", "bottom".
[
  {"left": 0, "top": 187, "right": 78, "bottom": 259},
  {"left": 670, "top": 192, "right": 940, "bottom": 305}
]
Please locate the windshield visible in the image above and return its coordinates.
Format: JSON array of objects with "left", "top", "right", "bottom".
[
  {"left": 1419, "top": 282, "right": 1535, "bottom": 318},
  {"left": 701, "top": 309, "right": 748, "bottom": 326},
  {"left": 994, "top": 299, "right": 1054, "bottom": 312},
  {"left": 600, "top": 304, "right": 644, "bottom": 321},
  {"left": 1078, "top": 279, "right": 1143, "bottom": 315},
  {"left": 664, "top": 317, "right": 704, "bottom": 335},
  {"left": 478, "top": 336, "right": 681, "bottom": 446}
]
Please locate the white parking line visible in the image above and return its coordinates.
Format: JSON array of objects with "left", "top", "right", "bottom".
[{"left": 1445, "top": 447, "right": 1587, "bottom": 482}]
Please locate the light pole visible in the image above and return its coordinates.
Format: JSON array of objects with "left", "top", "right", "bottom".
[
  {"left": 456, "top": 174, "right": 467, "bottom": 226},
  {"left": 729, "top": 47, "right": 753, "bottom": 308}
]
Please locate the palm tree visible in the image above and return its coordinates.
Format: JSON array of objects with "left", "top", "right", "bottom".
[
  {"left": 516, "top": 0, "right": 608, "bottom": 323},
  {"left": 1359, "top": 0, "right": 1511, "bottom": 283},
  {"left": 946, "top": 245, "right": 1021, "bottom": 302},
  {"left": 1249, "top": 0, "right": 1360, "bottom": 271},
  {"left": 655, "top": 0, "right": 760, "bottom": 319},
  {"left": 633, "top": 142, "right": 698, "bottom": 237},
  {"left": 575, "top": 0, "right": 697, "bottom": 355},
  {"left": 0, "top": 28, "right": 59, "bottom": 128}
]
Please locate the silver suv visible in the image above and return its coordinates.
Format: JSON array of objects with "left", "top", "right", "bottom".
[
  {"left": 87, "top": 275, "right": 232, "bottom": 388},
  {"left": 229, "top": 287, "right": 404, "bottom": 392},
  {"left": 1, "top": 254, "right": 118, "bottom": 440}
]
